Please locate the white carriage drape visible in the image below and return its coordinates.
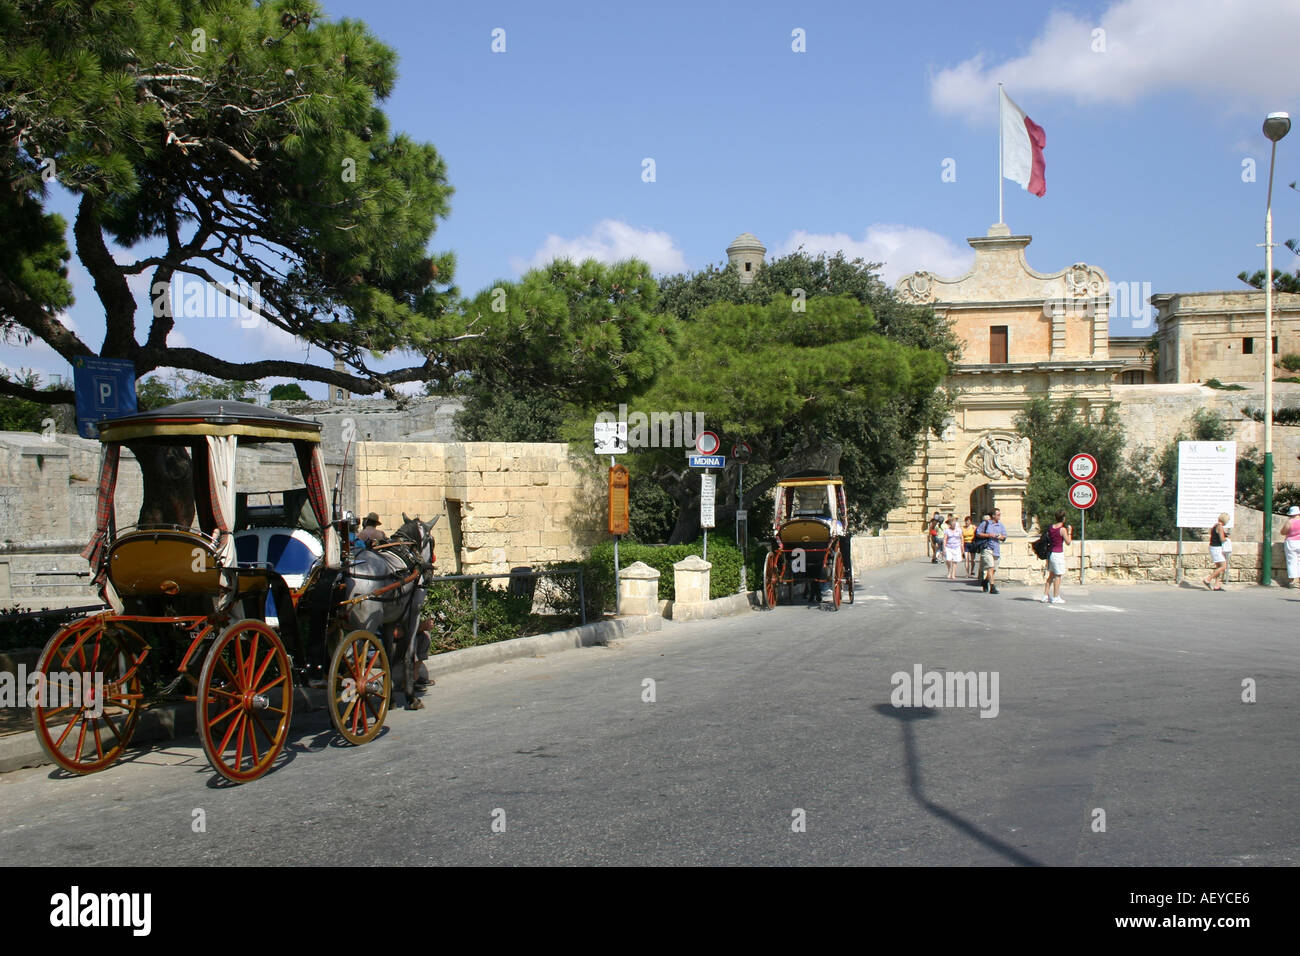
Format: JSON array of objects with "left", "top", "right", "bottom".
[{"left": 205, "top": 434, "right": 238, "bottom": 567}]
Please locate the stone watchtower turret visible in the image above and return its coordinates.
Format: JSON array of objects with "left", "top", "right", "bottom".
[{"left": 726, "top": 232, "right": 766, "bottom": 285}]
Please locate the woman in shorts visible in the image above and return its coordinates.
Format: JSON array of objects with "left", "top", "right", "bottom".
[
  {"left": 1203, "top": 514, "right": 1230, "bottom": 590},
  {"left": 1282, "top": 505, "right": 1300, "bottom": 587},
  {"left": 942, "top": 514, "right": 963, "bottom": 580},
  {"left": 1040, "top": 511, "right": 1073, "bottom": 604}
]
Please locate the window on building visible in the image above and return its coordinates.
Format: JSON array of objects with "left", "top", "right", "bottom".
[
  {"left": 1274, "top": 336, "right": 1279, "bottom": 354},
  {"left": 744, "top": 262, "right": 752, "bottom": 272},
  {"left": 990, "top": 326, "right": 1008, "bottom": 364},
  {"left": 1243, "top": 337, "right": 1254, "bottom": 354},
  {"left": 1120, "top": 370, "right": 1146, "bottom": 384}
]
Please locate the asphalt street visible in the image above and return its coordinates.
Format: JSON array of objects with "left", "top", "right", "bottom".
[{"left": 1, "top": 560, "right": 1296, "bottom": 866}]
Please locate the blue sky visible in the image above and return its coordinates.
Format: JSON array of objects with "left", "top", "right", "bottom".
[{"left": 7, "top": 0, "right": 1300, "bottom": 397}]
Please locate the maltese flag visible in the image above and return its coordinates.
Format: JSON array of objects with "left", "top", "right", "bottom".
[{"left": 1000, "top": 88, "right": 1046, "bottom": 197}]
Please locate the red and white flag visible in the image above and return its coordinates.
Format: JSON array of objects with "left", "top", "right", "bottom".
[{"left": 1000, "top": 88, "right": 1046, "bottom": 197}]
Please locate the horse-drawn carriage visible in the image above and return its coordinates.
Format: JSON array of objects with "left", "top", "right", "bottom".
[
  {"left": 761, "top": 471, "right": 854, "bottom": 610},
  {"left": 31, "top": 400, "right": 434, "bottom": 783}
]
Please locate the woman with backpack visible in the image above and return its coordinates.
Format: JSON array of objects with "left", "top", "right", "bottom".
[
  {"left": 1203, "top": 514, "right": 1230, "bottom": 591},
  {"left": 1040, "top": 511, "right": 1073, "bottom": 604}
]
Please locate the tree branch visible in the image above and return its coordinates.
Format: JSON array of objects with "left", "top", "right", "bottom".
[{"left": 73, "top": 195, "right": 138, "bottom": 359}]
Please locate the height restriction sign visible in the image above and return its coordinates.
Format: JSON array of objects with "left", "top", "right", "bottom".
[{"left": 1068, "top": 453, "right": 1098, "bottom": 482}]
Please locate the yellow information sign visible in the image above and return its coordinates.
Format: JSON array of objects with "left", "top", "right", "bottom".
[{"left": 608, "top": 464, "right": 630, "bottom": 535}]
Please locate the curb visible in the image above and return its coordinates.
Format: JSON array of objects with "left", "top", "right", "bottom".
[{"left": 0, "top": 610, "right": 695, "bottom": 774}]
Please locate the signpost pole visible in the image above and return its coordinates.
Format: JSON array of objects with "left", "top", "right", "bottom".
[
  {"left": 1177, "top": 527, "right": 1183, "bottom": 585},
  {"left": 703, "top": 468, "right": 709, "bottom": 562},
  {"left": 611, "top": 454, "right": 620, "bottom": 615},
  {"left": 1080, "top": 507, "right": 1086, "bottom": 585},
  {"left": 737, "top": 460, "right": 745, "bottom": 593}
]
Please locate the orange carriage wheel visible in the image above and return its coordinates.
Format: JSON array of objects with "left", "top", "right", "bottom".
[
  {"left": 763, "top": 550, "right": 783, "bottom": 609},
  {"left": 33, "top": 616, "right": 148, "bottom": 775},
  {"left": 197, "top": 620, "right": 293, "bottom": 783},
  {"left": 831, "top": 549, "right": 845, "bottom": 610},
  {"left": 327, "top": 630, "right": 390, "bottom": 745}
]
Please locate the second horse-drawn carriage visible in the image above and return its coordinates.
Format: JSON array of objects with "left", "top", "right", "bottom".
[
  {"left": 31, "top": 400, "right": 434, "bottom": 783},
  {"left": 762, "top": 471, "right": 854, "bottom": 610}
]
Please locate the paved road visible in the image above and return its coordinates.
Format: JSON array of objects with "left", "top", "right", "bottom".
[{"left": 1, "top": 561, "right": 1296, "bottom": 866}]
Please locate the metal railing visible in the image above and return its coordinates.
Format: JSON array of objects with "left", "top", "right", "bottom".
[{"left": 425, "top": 568, "right": 586, "bottom": 638}]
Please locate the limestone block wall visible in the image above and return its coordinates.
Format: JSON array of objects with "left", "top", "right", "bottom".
[
  {"left": 987, "top": 538, "right": 1289, "bottom": 586},
  {"left": 353, "top": 441, "right": 605, "bottom": 577},
  {"left": 849, "top": 533, "right": 930, "bottom": 572}
]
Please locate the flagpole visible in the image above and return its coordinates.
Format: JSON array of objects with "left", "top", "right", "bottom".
[{"left": 998, "top": 82, "right": 1008, "bottom": 223}]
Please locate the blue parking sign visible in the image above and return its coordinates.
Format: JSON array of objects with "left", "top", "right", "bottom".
[{"left": 72, "top": 356, "right": 137, "bottom": 438}]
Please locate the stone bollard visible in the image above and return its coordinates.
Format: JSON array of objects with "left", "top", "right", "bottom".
[
  {"left": 618, "top": 561, "right": 661, "bottom": 616},
  {"left": 671, "top": 554, "right": 712, "bottom": 617}
]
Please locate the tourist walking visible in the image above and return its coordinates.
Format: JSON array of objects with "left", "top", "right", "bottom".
[
  {"left": 1040, "top": 511, "right": 1073, "bottom": 604},
  {"left": 976, "top": 509, "right": 1008, "bottom": 595},
  {"left": 1203, "top": 513, "right": 1230, "bottom": 590},
  {"left": 927, "top": 512, "right": 943, "bottom": 563},
  {"left": 1282, "top": 505, "right": 1300, "bottom": 587},
  {"left": 962, "top": 515, "right": 977, "bottom": 577},
  {"left": 942, "top": 515, "right": 963, "bottom": 579}
]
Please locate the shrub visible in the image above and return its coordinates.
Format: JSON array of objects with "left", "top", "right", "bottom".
[
  {"left": 1279, "top": 353, "right": 1300, "bottom": 372},
  {"left": 1205, "top": 378, "right": 1246, "bottom": 390},
  {"left": 421, "top": 581, "right": 539, "bottom": 653},
  {"left": 0, "top": 606, "right": 83, "bottom": 652},
  {"left": 557, "top": 538, "right": 747, "bottom": 615}
]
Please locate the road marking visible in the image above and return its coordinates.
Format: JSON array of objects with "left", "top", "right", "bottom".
[
  {"left": 857, "top": 595, "right": 890, "bottom": 601},
  {"left": 1057, "top": 604, "right": 1125, "bottom": 613}
]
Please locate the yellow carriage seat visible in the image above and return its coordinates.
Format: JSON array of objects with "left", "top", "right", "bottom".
[
  {"left": 778, "top": 518, "right": 832, "bottom": 546},
  {"left": 106, "top": 528, "right": 226, "bottom": 598}
]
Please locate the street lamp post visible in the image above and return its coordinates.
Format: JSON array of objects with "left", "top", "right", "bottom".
[{"left": 1262, "top": 111, "right": 1291, "bottom": 586}]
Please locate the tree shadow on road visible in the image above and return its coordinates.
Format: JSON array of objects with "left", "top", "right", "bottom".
[{"left": 873, "top": 703, "right": 1043, "bottom": 866}]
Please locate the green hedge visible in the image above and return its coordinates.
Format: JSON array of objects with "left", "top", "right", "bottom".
[
  {"left": 421, "top": 580, "right": 580, "bottom": 654},
  {"left": 550, "top": 538, "right": 751, "bottom": 617},
  {"left": 0, "top": 606, "right": 83, "bottom": 652}
]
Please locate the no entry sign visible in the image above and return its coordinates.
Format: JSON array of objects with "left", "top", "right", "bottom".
[
  {"left": 1068, "top": 453, "right": 1098, "bottom": 482},
  {"left": 1068, "top": 480, "right": 1098, "bottom": 510}
]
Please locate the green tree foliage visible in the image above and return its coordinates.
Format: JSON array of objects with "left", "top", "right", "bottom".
[
  {"left": 452, "top": 258, "right": 676, "bottom": 441},
  {"left": 2, "top": 0, "right": 465, "bottom": 404},
  {"left": 1238, "top": 178, "right": 1300, "bottom": 293},
  {"left": 268, "top": 382, "right": 311, "bottom": 401},
  {"left": 630, "top": 250, "right": 955, "bottom": 542},
  {"left": 0, "top": 368, "right": 50, "bottom": 430}
]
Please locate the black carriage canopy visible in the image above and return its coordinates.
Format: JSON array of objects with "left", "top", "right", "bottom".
[{"left": 84, "top": 400, "right": 339, "bottom": 575}]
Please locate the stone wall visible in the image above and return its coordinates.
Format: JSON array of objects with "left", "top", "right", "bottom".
[
  {"left": 849, "top": 533, "right": 930, "bottom": 572},
  {"left": 353, "top": 441, "right": 605, "bottom": 577},
  {"left": 984, "top": 537, "right": 1290, "bottom": 586}
]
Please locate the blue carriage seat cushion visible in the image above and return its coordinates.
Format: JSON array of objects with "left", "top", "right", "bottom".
[
  {"left": 235, "top": 534, "right": 261, "bottom": 566},
  {"left": 266, "top": 533, "right": 318, "bottom": 578}
]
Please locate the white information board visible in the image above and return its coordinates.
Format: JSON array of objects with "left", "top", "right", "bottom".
[
  {"left": 699, "top": 473, "right": 716, "bottom": 529},
  {"left": 594, "top": 420, "right": 627, "bottom": 455},
  {"left": 1176, "top": 441, "right": 1236, "bottom": 528}
]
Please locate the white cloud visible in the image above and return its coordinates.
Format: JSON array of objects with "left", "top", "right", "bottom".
[
  {"left": 776, "top": 225, "right": 974, "bottom": 285},
  {"left": 931, "top": 0, "right": 1300, "bottom": 118},
  {"left": 512, "top": 219, "right": 689, "bottom": 275}
]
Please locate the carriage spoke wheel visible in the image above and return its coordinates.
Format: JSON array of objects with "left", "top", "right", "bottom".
[
  {"left": 327, "top": 630, "right": 390, "bottom": 745},
  {"left": 34, "top": 618, "right": 148, "bottom": 774},
  {"left": 197, "top": 620, "right": 292, "bottom": 783},
  {"left": 763, "top": 552, "right": 783, "bottom": 609},
  {"left": 831, "top": 551, "right": 844, "bottom": 610}
]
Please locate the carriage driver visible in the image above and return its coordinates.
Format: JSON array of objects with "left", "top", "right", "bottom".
[{"left": 357, "top": 512, "right": 388, "bottom": 547}]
